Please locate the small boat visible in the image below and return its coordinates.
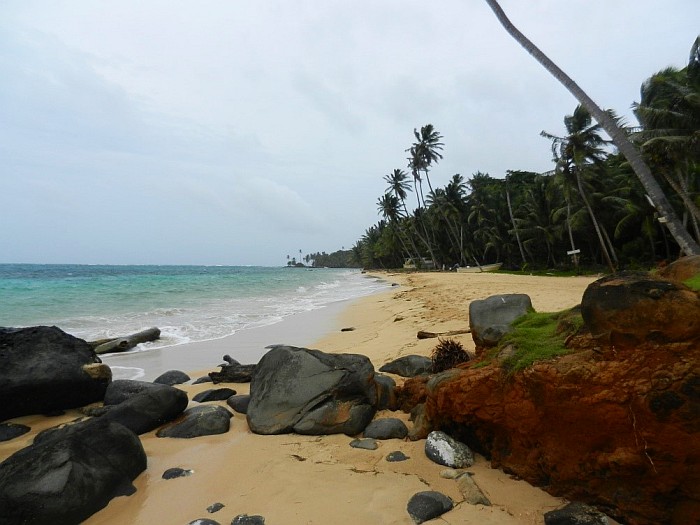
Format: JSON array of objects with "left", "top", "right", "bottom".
[{"left": 456, "top": 262, "right": 503, "bottom": 273}]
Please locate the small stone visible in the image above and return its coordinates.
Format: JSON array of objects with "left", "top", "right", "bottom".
[
  {"left": 0, "top": 422, "right": 31, "bottom": 442},
  {"left": 231, "top": 514, "right": 265, "bottom": 525},
  {"left": 406, "top": 491, "right": 453, "bottom": 524},
  {"left": 162, "top": 467, "right": 193, "bottom": 479},
  {"left": 439, "top": 468, "right": 460, "bottom": 479},
  {"left": 188, "top": 519, "right": 220, "bottom": 525},
  {"left": 207, "top": 502, "right": 225, "bottom": 513},
  {"left": 456, "top": 472, "right": 491, "bottom": 506},
  {"left": 425, "top": 430, "right": 474, "bottom": 468},
  {"left": 386, "top": 451, "right": 409, "bottom": 462},
  {"left": 193, "top": 376, "right": 213, "bottom": 384},
  {"left": 341, "top": 327, "right": 355, "bottom": 332},
  {"left": 349, "top": 438, "right": 378, "bottom": 450},
  {"left": 153, "top": 370, "right": 191, "bottom": 386}
]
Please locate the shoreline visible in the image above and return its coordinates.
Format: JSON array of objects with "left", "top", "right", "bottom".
[{"left": 2, "top": 271, "right": 602, "bottom": 524}]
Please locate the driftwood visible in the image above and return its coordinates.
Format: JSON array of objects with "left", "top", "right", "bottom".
[
  {"left": 209, "top": 355, "right": 257, "bottom": 384},
  {"left": 416, "top": 328, "right": 471, "bottom": 340},
  {"left": 91, "top": 327, "right": 161, "bottom": 355}
]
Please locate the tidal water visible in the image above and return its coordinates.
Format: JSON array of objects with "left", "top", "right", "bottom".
[{"left": 0, "top": 264, "right": 389, "bottom": 353}]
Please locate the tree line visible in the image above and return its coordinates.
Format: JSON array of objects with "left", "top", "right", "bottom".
[{"left": 350, "top": 36, "right": 699, "bottom": 272}]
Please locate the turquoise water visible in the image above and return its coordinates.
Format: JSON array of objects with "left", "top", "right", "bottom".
[{"left": 0, "top": 264, "right": 389, "bottom": 351}]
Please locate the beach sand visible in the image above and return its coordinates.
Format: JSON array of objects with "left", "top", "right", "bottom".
[{"left": 2, "top": 271, "right": 600, "bottom": 524}]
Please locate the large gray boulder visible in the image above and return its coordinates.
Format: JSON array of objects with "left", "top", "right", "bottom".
[
  {"left": 379, "top": 355, "right": 432, "bottom": 377},
  {"left": 469, "top": 294, "right": 533, "bottom": 351},
  {"left": 0, "top": 326, "right": 112, "bottom": 422},
  {"left": 0, "top": 418, "right": 146, "bottom": 524},
  {"left": 156, "top": 405, "right": 232, "bottom": 438},
  {"left": 246, "top": 345, "right": 377, "bottom": 435},
  {"left": 99, "top": 379, "right": 189, "bottom": 435}
]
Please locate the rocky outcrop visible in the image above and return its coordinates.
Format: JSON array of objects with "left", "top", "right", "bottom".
[
  {"left": 415, "top": 274, "right": 700, "bottom": 525},
  {"left": 468, "top": 293, "right": 533, "bottom": 354},
  {"left": 581, "top": 272, "right": 700, "bottom": 345},
  {"left": 246, "top": 345, "right": 377, "bottom": 435},
  {"left": 0, "top": 326, "right": 111, "bottom": 421},
  {"left": 0, "top": 418, "right": 146, "bottom": 524},
  {"left": 658, "top": 255, "right": 700, "bottom": 283}
]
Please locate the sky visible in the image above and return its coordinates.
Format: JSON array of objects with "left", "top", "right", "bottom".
[{"left": 1, "top": 1, "right": 698, "bottom": 266}]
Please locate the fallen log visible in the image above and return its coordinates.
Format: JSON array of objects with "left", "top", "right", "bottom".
[
  {"left": 209, "top": 355, "right": 256, "bottom": 383},
  {"left": 416, "top": 329, "right": 471, "bottom": 340},
  {"left": 92, "top": 327, "right": 161, "bottom": 355}
]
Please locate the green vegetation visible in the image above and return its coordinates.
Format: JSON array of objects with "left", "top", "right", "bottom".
[
  {"left": 430, "top": 338, "right": 471, "bottom": 373},
  {"left": 343, "top": 36, "right": 700, "bottom": 271},
  {"left": 479, "top": 309, "right": 584, "bottom": 373},
  {"left": 685, "top": 274, "right": 700, "bottom": 291}
]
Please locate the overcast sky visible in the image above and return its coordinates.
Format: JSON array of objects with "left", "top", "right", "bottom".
[{"left": 1, "top": 1, "right": 697, "bottom": 265}]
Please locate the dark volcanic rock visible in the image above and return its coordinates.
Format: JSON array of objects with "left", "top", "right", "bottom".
[
  {"left": 156, "top": 405, "right": 232, "bottom": 438},
  {"left": 581, "top": 272, "right": 700, "bottom": 345},
  {"left": 0, "top": 418, "right": 146, "bottom": 524},
  {"left": 469, "top": 293, "right": 533, "bottom": 353},
  {"left": 187, "top": 520, "right": 219, "bottom": 525},
  {"left": 406, "top": 491, "right": 453, "bottom": 524},
  {"left": 544, "top": 502, "right": 610, "bottom": 525},
  {"left": 100, "top": 380, "right": 189, "bottom": 434},
  {"left": 193, "top": 387, "right": 237, "bottom": 403},
  {"left": 0, "top": 326, "right": 111, "bottom": 421},
  {"left": 207, "top": 502, "right": 225, "bottom": 513},
  {"left": 379, "top": 355, "right": 432, "bottom": 377},
  {"left": 363, "top": 418, "right": 408, "bottom": 440},
  {"left": 162, "top": 467, "right": 193, "bottom": 479},
  {"left": 246, "top": 345, "right": 377, "bottom": 435},
  {"left": 0, "top": 422, "right": 30, "bottom": 442},
  {"left": 349, "top": 438, "right": 378, "bottom": 450},
  {"left": 153, "top": 370, "right": 191, "bottom": 386},
  {"left": 386, "top": 451, "right": 409, "bottom": 462},
  {"left": 227, "top": 394, "right": 251, "bottom": 414},
  {"left": 374, "top": 373, "right": 398, "bottom": 410},
  {"left": 232, "top": 514, "right": 265, "bottom": 524}
]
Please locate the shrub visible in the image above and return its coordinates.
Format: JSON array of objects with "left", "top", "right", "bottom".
[{"left": 431, "top": 338, "right": 471, "bottom": 373}]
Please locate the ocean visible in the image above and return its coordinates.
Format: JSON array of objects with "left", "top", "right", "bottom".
[{"left": 0, "top": 264, "right": 390, "bottom": 354}]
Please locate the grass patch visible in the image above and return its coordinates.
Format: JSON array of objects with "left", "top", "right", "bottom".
[
  {"left": 489, "top": 309, "right": 583, "bottom": 373},
  {"left": 684, "top": 274, "right": 700, "bottom": 291}
]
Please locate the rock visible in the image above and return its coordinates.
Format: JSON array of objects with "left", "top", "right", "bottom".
[
  {"left": 374, "top": 373, "right": 398, "bottom": 410},
  {"left": 469, "top": 294, "right": 533, "bottom": 352},
  {"left": 188, "top": 520, "right": 220, "bottom": 525},
  {"left": 227, "top": 395, "right": 251, "bottom": 414},
  {"left": 162, "top": 467, "right": 193, "bottom": 479},
  {"left": 207, "top": 502, "right": 225, "bottom": 513},
  {"left": 246, "top": 345, "right": 377, "bottom": 436},
  {"left": 439, "top": 468, "right": 460, "bottom": 479},
  {"left": 193, "top": 388, "right": 237, "bottom": 402},
  {"left": 581, "top": 272, "right": 700, "bottom": 345},
  {"left": 153, "top": 370, "right": 191, "bottom": 386},
  {"left": 386, "top": 451, "right": 409, "bottom": 462},
  {"left": 0, "top": 326, "right": 111, "bottom": 421},
  {"left": 349, "top": 438, "right": 378, "bottom": 450},
  {"left": 157, "top": 405, "right": 232, "bottom": 438},
  {"left": 193, "top": 375, "right": 214, "bottom": 384},
  {"left": 658, "top": 255, "right": 700, "bottom": 283},
  {"left": 363, "top": 418, "right": 408, "bottom": 440},
  {"left": 407, "top": 403, "right": 432, "bottom": 441},
  {"left": 0, "top": 418, "right": 146, "bottom": 524},
  {"left": 456, "top": 472, "right": 491, "bottom": 506},
  {"left": 33, "top": 417, "right": 91, "bottom": 445},
  {"left": 396, "top": 375, "right": 429, "bottom": 412},
  {"left": 406, "top": 491, "right": 453, "bottom": 524},
  {"left": 379, "top": 355, "right": 432, "bottom": 377},
  {"left": 421, "top": 344, "right": 700, "bottom": 524},
  {"left": 425, "top": 430, "right": 474, "bottom": 468},
  {"left": 544, "top": 502, "right": 610, "bottom": 525},
  {"left": 209, "top": 356, "right": 256, "bottom": 383},
  {"left": 232, "top": 515, "right": 265, "bottom": 525},
  {"left": 0, "top": 422, "right": 30, "bottom": 442},
  {"left": 100, "top": 380, "right": 189, "bottom": 435}
]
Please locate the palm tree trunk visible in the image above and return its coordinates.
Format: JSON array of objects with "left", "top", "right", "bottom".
[
  {"left": 506, "top": 185, "right": 527, "bottom": 264},
  {"left": 566, "top": 201, "right": 579, "bottom": 270},
  {"left": 483, "top": 0, "right": 700, "bottom": 256},
  {"left": 576, "top": 172, "right": 615, "bottom": 272}
]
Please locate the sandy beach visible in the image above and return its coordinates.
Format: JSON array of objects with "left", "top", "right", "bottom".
[{"left": 1, "top": 271, "right": 600, "bottom": 524}]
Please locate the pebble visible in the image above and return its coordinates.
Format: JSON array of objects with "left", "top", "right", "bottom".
[
  {"left": 386, "top": 451, "right": 410, "bottom": 462},
  {"left": 349, "top": 438, "right": 379, "bottom": 450},
  {"left": 162, "top": 467, "right": 193, "bottom": 479}
]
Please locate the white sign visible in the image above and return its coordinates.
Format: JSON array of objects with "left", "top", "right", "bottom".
[{"left": 567, "top": 249, "right": 581, "bottom": 255}]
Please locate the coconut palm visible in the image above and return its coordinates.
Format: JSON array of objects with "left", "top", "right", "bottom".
[{"left": 483, "top": 0, "right": 700, "bottom": 255}]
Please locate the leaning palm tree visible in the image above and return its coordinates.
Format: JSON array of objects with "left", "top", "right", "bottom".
[{"left": 483, "top": 0, "right": 700, "bottom": 255}]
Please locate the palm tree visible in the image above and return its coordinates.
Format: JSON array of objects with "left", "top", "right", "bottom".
[
  {"left": 483, "top": 0, "right": 700, "bottom": 255},
  {"left": 542, "top": 104, "right": 616, "bottom": 271}
]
